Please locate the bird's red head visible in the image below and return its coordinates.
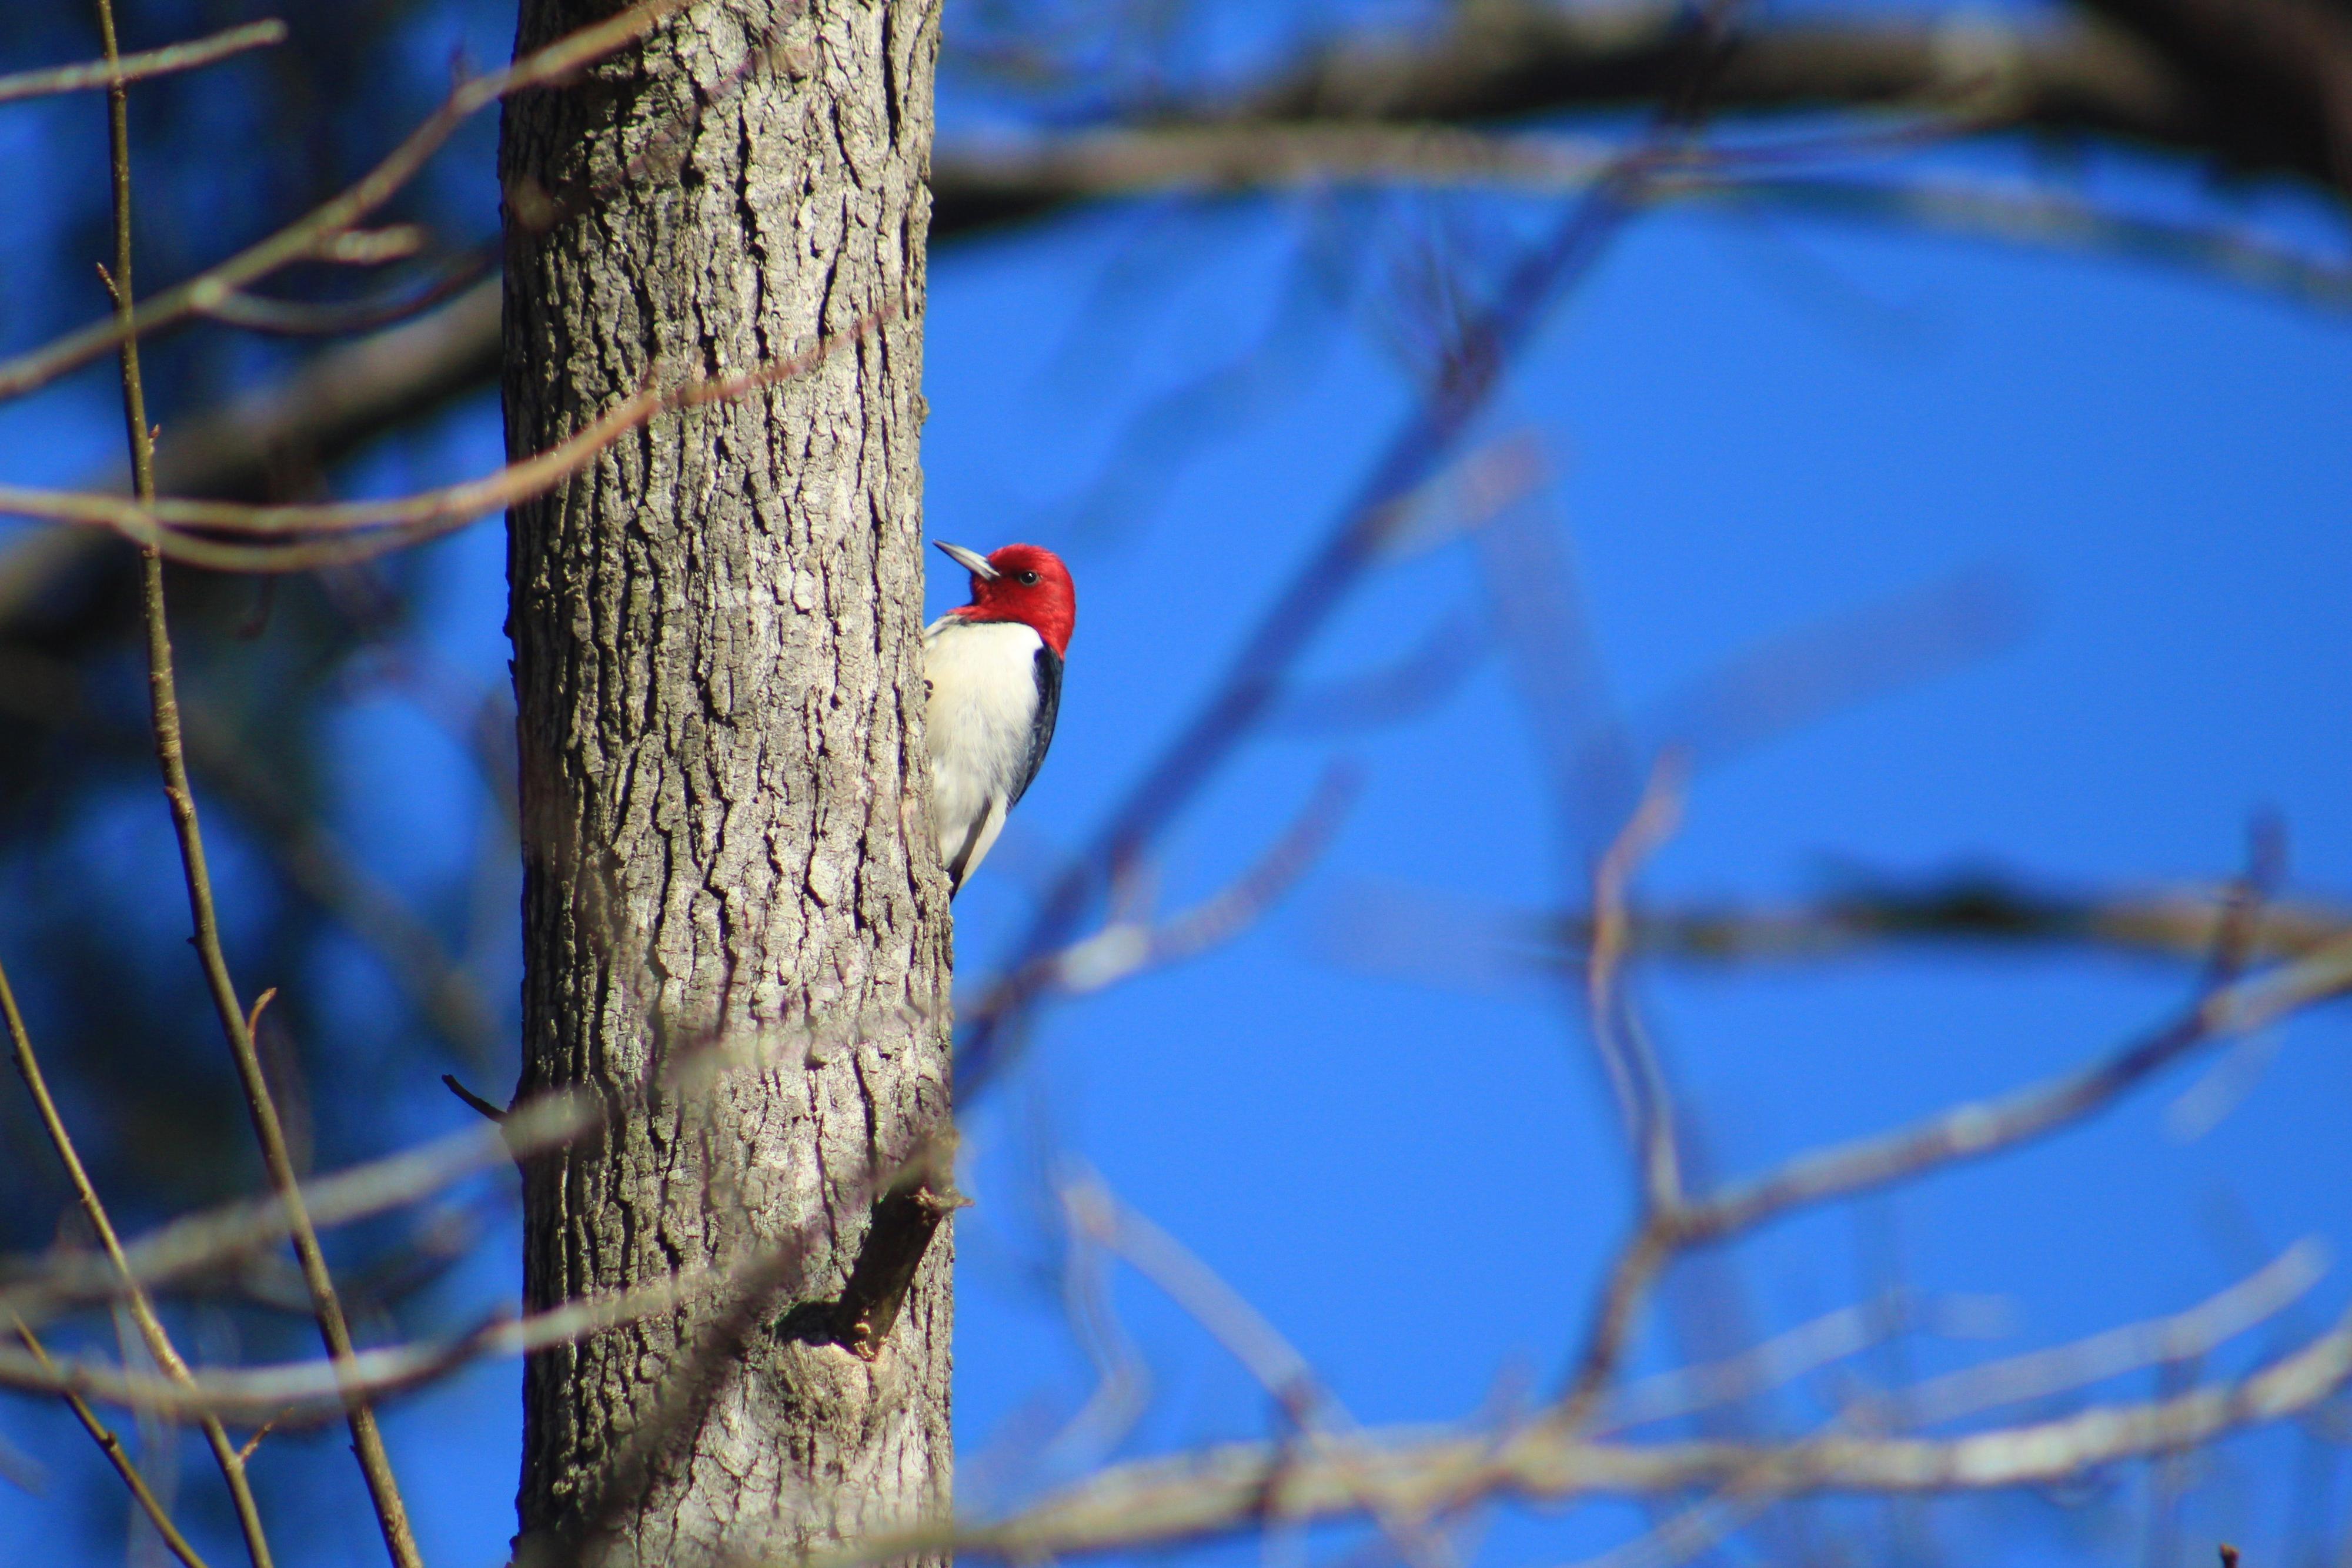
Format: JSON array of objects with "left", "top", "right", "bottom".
[{"left": 937, "top": 541, "right": 1077, "bottom": 657}]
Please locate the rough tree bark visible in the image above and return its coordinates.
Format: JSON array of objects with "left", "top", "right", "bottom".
[{"left": 498, "top": 2, "right": 950, "bottom": 1564}]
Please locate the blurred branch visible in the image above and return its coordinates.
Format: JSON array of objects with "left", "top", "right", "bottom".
[
  {"left": 0, "top": 0, "right": 696, "bottom": 403},
  {"left": 0, "top": 310, "right": 887, "bottom": 570},
  {"left": 1897, "top": 1239, "right": 2328, "bottom": 1427},
  {"left": 2077, "top": 0, "right": 2352, "bottom": 192},
  {"left": 933, "top": 122, "right": 1617, "bottom": 206},
  {"left": 19, "top": 868, "right": 2344, "bottom": 1427},
  {"left": 1570, "top": 1245, "right": 2321, "bottom": 1563},
  {"left": 6, "top": 877, "right": 2346, "bottom": 1564},
  {"left": 11, "top": 1318, "right": 211, "bottom": 1568},
  {"left": 934, "top": 2, "right": 2352, "bottom": 232},
  {"left": 1268, "top": 606, "right": 1489, "bottom": 734},
  {"left": 0, "top": 1008, "right": 938, "bottom": 1419},
  {"left": 0, "top": 1180, "right": 787, "bottom": 1420},
  {"left": 819, "top": 1297, "right": 2352, "bottom": 1563},
  {"left": 956, "top": 121, "right": 1678, "bottom": 1096},
  {"left": 178, "top": 708, "right": 505, "bottom": 1066},
  {"left": 1668, "top": 175, "right": 2352, "bottom": 308},
  {"left": 1, "top": 1092, "right": 594, "bottom": 1329},
  {"left": 1534, "top": 877, "right": 2352, "bottom": 970},
  {"left": 0, "top": 18, "right": 284, "bottom": 106},
  {"left": 8, "top": 5, "right": 2345, "bottom": 626},
  {"left": 1663, "top": 930, "right": 2351, "bottom": 1248},
  {"left": 0, "top": 647, "right": 503, "bottom": 1066},
  {"left": 154, "top": 276, "right": 502, "bottom": 502},
  {"left": 1598, "top": 1300, "right": 1890, "bottom": 1435},
  {"left": 2, "top": 949, "right": 276, "bottom": 1568},
  {"left": 1545, "top": 848, "right": 2310, "bottom": 1447},
  {"left": 945, "top": 128, "right": 2352, "bottom": 303},
  {"left": 1569, "top": 1493, "right": 1760, "bottom": 1568},
  {"left": 1064, "top": 1174, "right": 1461, "bottom": 1568},
  {"left": 1586, "top": 756, "right": 1690, "bottom": 1213},
  {"left": 972, "top": 764, "right": 1359, "bottom": 1023},
  {"left": 1228, "top": 2, "right": 2331, "bottom": 192},
  {"left": 192, "top": 250, "right": 493, "bottom": 338}
]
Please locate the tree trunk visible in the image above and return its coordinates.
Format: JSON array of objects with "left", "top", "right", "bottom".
[{"left": 497, "top": 2, "right": 948, "bottom": 1564}]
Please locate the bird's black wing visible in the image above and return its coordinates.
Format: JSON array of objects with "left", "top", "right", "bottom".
[{"left": 1008, "top": 643, "right": 1062, "bottom": 808}]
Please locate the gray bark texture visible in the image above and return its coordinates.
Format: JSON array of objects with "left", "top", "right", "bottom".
[{"left": 497, "top": 1, "right": 950, "bottom": 1564}]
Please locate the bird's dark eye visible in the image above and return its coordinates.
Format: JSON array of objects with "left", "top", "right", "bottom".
[{"left": 1018, "top": 570, "right": 1040, "bottom": 586}]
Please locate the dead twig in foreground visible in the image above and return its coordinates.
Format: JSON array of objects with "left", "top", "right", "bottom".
[
  {"left": 0, "top": 310, "right": 889, "bottom": 572},
  {"left": 0, "top": 18, "right": 283, "bottom": 106}
]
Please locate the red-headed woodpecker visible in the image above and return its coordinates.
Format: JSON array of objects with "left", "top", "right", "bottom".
[{"left": 925, "top": 540, "right": 1076, "bottom": 895}]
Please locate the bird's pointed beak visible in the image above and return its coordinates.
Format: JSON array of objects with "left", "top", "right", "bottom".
[{"left": 934, "top": 540, "right": 999, "bottom": 580}]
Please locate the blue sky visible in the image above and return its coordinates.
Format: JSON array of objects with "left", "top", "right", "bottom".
[{"left": 2, "top": 4, "right": 2351, "bottom": 1564}]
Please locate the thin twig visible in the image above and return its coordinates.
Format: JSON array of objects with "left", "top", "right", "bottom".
[
  {"left": 1546, "top": 889, "right": 2352, "bottom": 1427},
  {"left": 1900, "top": 1241, "right": 2328, "bottom": 1429},
  {"left": 1680, "top": 929, "right": 2352, "bottom": 1248},
  {"left": 12, "top": 1317, "right": 211, "bottom": 1568},
  {"left": 1, "top": 949, "right": 276, "bottom": 1568},
  {"left": 440, "top": 1075, "right": 507, "bottom": 1124},
  {"left": 1560, "top": 1491, "right": 1767, "bottom": 1568},
  {"left": 0, "top": 19, "right": 283, "bottom": 106},
  {"left": 191, "top": 251, "right": 493, "bottom": 337},
  {"left": 1586, "top": 753, "right": 1690, "bottom": 1212},
  {"left": 0, "top": 0, "right": 697, "bottom": 402},
  {"left": 1596, "top": 1302, "right": 1887, "bottom": 1435},
  {"left": 1065, "top": 1175, "right": 1460, "bottom": 1568},
  {"left": 0, "top": 309, "right": 890, "bottom": 571},
  {"left": 88, "top": 1, "right": 419, "bottom": 1559},
  {"left": 2, "top": 1091, "right": 593, "bottom": 1329},
  {"left": 967, "top": 764, "right": 1359, "bottom": 1022}
]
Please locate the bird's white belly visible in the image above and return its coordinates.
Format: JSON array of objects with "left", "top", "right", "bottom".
[{"left": 924, "top": 617, "right": 1043, "bottom": 870}]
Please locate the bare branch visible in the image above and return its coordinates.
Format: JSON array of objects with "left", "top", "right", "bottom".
[
  {"left": 0, "top": 1209, "right": 782, "bottom": 1421},
  {"left": 1065, "top": 1175, "right": 1462, "bottom": 1568},
  {"left": 0, "top": 310, "right": 887, "bottom": 571},
  {"left": 0, "top": 19, "right": 283, "bottom": 106},
  {"left": 1680, "top": 930, "right": 2352, "bottom": 1246},
  {"left": 973, "top": 765, "right": 1359, "bottom": 1019},
  {"left": 2079, "top": 0, "right": 2352, "bottom": 190},
  {"left": 1536, "top": 881, "right": 2352, "bottom": 971},
  {"left": 0, "top": 0, "right": 697, "bottom": 402},
  {"left": 0, "top": 1091, "right": 595, "bottom": 1329},
  {"left": 1586, "top": 754, "right": 1690, "bottom": 1212},
  {"left": 1666, "top": 174, "right": 2352, "bottom": 309},
  {"left": 151, "top": 275, "right": 502, "bottom": 502},
  {"left": 1, "top": 947, "right": 276, "bottom": 1568},
  {"left": 1899, "top": 1240, "right": 2330, "bottom": 1429},
  {"left": 89, "top": 0, "right": 420, "bottom": 1547},
  {"left": 932, "top": 123, "right": 1616, "bottom": 204},
  {"left": 791, "top": 1300, "right": 2352, "bottom": 1564},
  {"left": 189, "top": 251, "right": 492, "bottom": 337},
  {"left": 1598, "top": 1303, "right": 1887, "bottom": 1436},
  {"left": 11, "top": 1318, "right": 211, "bottom": 1568},
  {"left": 1224, "top": 4, "right": 2315, "bottom": 189}
]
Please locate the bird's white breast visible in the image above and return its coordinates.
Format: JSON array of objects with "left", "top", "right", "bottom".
[{"left": 924, "top": 616, "right": 1044, "bottom": 869}]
